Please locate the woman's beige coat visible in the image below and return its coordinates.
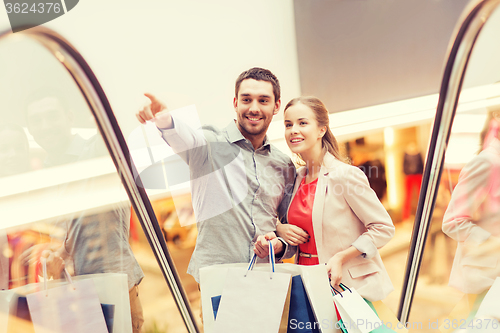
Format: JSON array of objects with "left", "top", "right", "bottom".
[
  {"left": 286, "top": 153, "right": 395, "bottom": 301},
  {"left": 442, "top": 139, "right": 500, "bottom": 294}
]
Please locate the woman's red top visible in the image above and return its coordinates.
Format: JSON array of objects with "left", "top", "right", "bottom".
[{"left": 287, "top": 177, "right": 319, "bottom": 265}]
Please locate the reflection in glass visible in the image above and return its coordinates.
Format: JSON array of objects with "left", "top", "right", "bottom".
[
  {"left": 0, "top": 123, "right": 30, "bottom": 178},
  {"left": 442, "top": 108, "right": 500, "bottom": 316},
  {"left": 0, "top": 36, "right": 144, "bottom": 332},
  {"left": 406, "top": 3, "right": 500, "bottom": 329}
]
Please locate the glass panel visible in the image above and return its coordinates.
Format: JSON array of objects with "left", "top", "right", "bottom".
[
  {"left": 408, "top": 3, "right": 500, "bottom": 330},
  {"left": 339, "top": 125, "right": 430, "bottom": 316},
  {"left": 0, "top": 35, "right": 187, "bottom": 332}
]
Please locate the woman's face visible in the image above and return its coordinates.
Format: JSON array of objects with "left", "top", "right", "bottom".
[
  {"left": 0, "top": 128, "right": 29, "bottom": 177},
  {"left": 284, "top": 102, "right": 325, "bottom": 156}
]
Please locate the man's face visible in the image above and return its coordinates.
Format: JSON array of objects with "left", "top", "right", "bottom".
[
  {"left": 233, "top": 79, "right": 280, "bottom": 141},
  {"left": 26, "top": 97, "right": 72, "bottom": 153}
]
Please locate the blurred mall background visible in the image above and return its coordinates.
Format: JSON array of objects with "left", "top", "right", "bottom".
[{"left": 1, "top": 0, "right": 500, "bottom": 332}]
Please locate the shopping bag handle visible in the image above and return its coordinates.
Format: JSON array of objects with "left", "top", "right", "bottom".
[
  {"left": 41, "top": 257, "right": 48, "bottom": 296},
  {"left": 331, "top": 286, "right": 342, "bottom": 297},
  {"left": 245, "top": 240, "right": 275, "bottom": 279},
  {"left": 330, "top": 282, "right": 352, "bottom": 297},
  {"left": 339, "top": 283, "right": 351, "bottom": 293}
]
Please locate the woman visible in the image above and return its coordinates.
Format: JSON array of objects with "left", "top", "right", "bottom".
[
  {"left": 442, "top": 110, "right": 500, "bottom": 295},
  {"left": 256, "top": 96, "right": 394, "bottom": 302}
]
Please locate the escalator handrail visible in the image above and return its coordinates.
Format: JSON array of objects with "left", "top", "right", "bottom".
[
  {"left": 397, "top": 0, "right": 500, "bottom": 323},
  {"left": 0, "top": 27, "right": 200, "bottom": 333}
]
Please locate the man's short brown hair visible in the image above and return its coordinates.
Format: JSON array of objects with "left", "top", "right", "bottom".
[{"left": 235, "top": 67, "right": 280, "bottom": 102}]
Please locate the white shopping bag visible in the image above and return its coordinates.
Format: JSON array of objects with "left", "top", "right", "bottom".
[
  {"left": 27, "top": 278, "right": 108, "bottom": 333},
  {"left": 71, "top": 273, "right": 132, "bottom": 333},
  {"left": 213, "top": 266, "right": 291, "bottom": 333},
  {"left": 475, "top": 276, "right": 500, "bottom": 319},
  {"left": 333, "top": 284, "right": 383, "bottom": 333},
  {"left": 213, "top": 243, "right": 291, "bottom": 333},
  {"left": 201, "top": 241, "right": 291, "bottom": 333},
  {"left": 0, "top": 291, "right": 13, "bottom": 333},
  {"left": 200, "top": 257, "right": 338, "bottom": 332},
  {"left": 0, "top": 272, "right": 132, "bottom": 333}
]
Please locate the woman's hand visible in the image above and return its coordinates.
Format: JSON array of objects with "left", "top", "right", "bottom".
[
  {"left": 326, "top": 254, "right": 343, "bottom": 288},
  {"left": 276, "top": 223, "right": 309, "bottom": 246},
  {"left": 326, "top": 246, "right": 362, "bottom": 288}
]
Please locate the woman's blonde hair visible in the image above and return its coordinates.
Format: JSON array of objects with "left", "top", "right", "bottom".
[
  {"left": 479, "top": 108, "right": 500, "bottom": 152},
  {"left": 284, "top": 96, "right": 346, "bottom": 165}
]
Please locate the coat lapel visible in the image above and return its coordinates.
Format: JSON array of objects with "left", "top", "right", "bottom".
[
  {"left": 312, "top": 165, "right": 328, "bottom": 261},
  {"left": 312, "top": 153, "right": 338, "bottom": 262}
]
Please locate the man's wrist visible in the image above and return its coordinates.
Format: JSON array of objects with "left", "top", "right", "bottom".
[
  {"left": 275, "top": 237, "right": 287, "bottom": 258},
  {"left": 155, "top": 111, "right": 173, "bottom": 129}
]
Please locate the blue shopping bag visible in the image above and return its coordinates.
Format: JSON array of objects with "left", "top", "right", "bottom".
[{"left": 288, "top": 275, "right": 319, "bottom": 333}]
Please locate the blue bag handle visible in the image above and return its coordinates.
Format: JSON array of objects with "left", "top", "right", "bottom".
[{"left": 245, "top": 240, "right": 275, "bottom": 278}]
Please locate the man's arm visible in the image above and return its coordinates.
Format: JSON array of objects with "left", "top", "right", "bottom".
[{"left": 137, "top": 93, "right": 209, "bottom": 166}]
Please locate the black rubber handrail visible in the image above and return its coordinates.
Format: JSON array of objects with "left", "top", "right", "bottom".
[{"left": 0, "top": 26, "right": 199, "bottom": 333}]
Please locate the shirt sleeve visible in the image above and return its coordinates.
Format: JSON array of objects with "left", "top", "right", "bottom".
[
  {"left": 343, "top": 166, "right": 395, "bottom": 259},
  {"left": 157, "top": 112, "right": 209, "bottom": 166}
]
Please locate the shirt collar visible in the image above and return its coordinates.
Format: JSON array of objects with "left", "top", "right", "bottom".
[{"left": 225, "top": 120, "right": 271, "bottom": 151}]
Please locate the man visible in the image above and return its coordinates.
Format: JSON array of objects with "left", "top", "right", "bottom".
[
  {"left": 136, "top": 67, "right": 296, "bottom": 282},
  {"left": 24, "top": 93, "right": 145, "bottom": 333}
]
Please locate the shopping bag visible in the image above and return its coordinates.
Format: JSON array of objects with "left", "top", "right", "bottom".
[
  {"left": 211, "top": 288, "right": 291, "bottom": 333},
  {"left": 370, "top": 301, "right": 407, "bottom": 333},
  {"left": 439, "top": 293, "right": 486, "bottom": 333},
  {"left": 0, "top": 272, "right": 129, "bottom": 333},
  {"left": 475, "top": 276, "right": 500, "bottom": 319},
  {"left": 7, "top": 296, "right": 108, "bottom": 333},
  {"left": 332, "top": 284, "right": 383, "bottom": 333},
  {"left": 211, "top": 275, "right": 321, "bottom": 333},
  {"left": 0, "top": 291, "right": 13, "bottom": 333},
  {"left": 100, "top": 304, "right": 115, "bottom": 333},
  {"left": 71, "top": 273, "right": 131, "bottom": 333},
  {"left": 211, "top": 241, "right": 292, "bottom": 333},
  {"left": 288, "top": 274, "right": 320, "bottom": 333},
  {"left": 27, "top": 278, "right": 108, "bottom": 333},
  {"left": 26, "top": 262, "right": 108, "bottom": 333},
  {"left": 201, "top": 261, "right": 337, "bottom": 333},
  {"left": 334, "top": 302, "right": 348, "bottom": 333},
  {"left": 211, "top": 295, "right": 222, "bottom": 319},
  {"left": 364, "top": 300, "right": 398, "bottom": 333}
]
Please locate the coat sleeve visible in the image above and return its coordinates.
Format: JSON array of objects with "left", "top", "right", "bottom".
[
  {"left": 442, "top": 154, "right": 493, "bottom": 244},
  {"left": 342, "top": 166, "right": 395, "bottom": 259}
]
